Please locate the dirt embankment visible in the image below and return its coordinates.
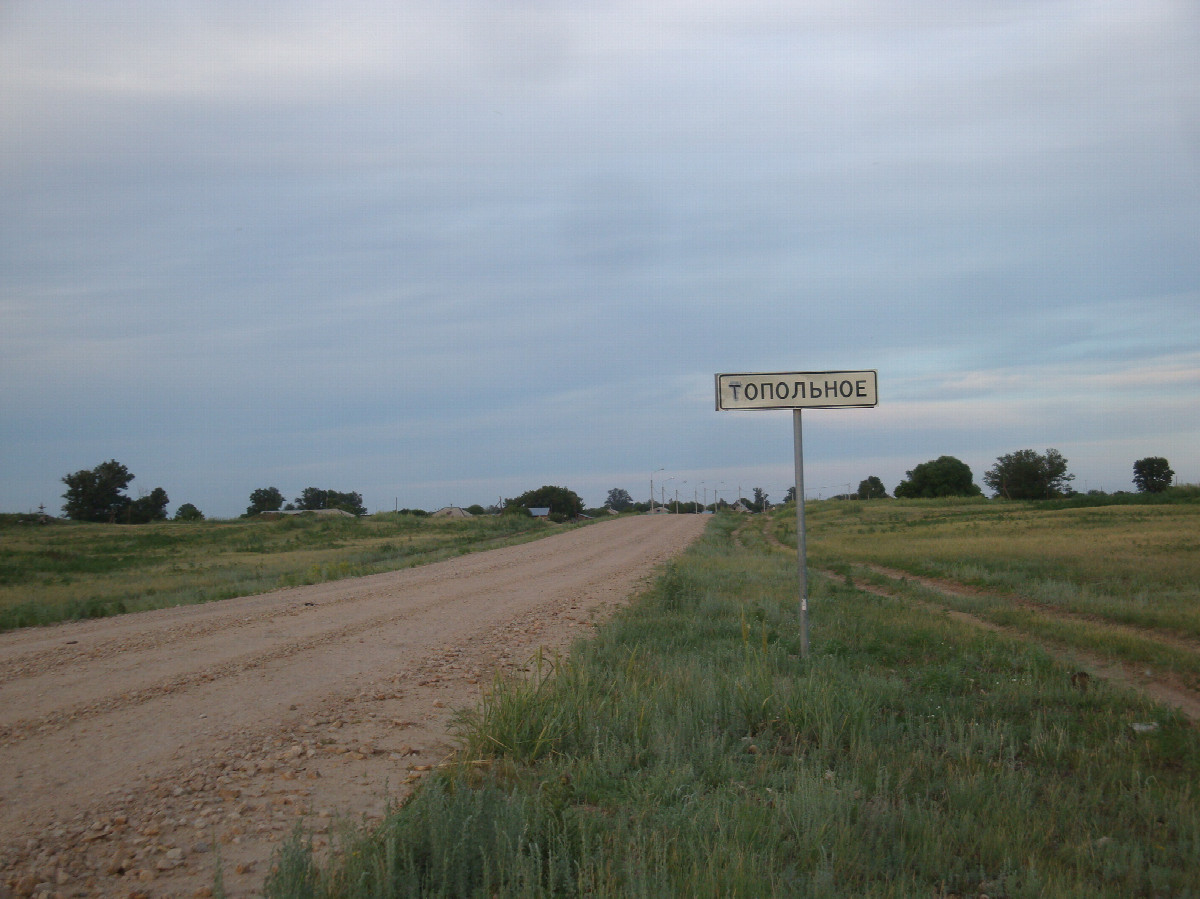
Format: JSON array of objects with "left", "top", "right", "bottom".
[{"left": 0, "top": 514, "right": 707, "bottom": 899}]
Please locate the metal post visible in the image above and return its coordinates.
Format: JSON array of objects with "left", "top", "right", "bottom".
[{"left": 793, "top": 409, "right": 809, "bottom": 657}]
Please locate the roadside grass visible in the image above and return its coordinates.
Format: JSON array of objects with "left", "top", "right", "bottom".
[
  {"left": 265, "top": 513, "right": 1200, "bottom": 898},
  {"left": 788, "top": 498, "right": 1200, "bottom": 638},
  {"left": 0, "top": 513, "right": 566, "bottom": 632}
]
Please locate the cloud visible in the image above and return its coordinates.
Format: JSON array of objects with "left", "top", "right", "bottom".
[{"left": 2, "top": 1, "right": 1197, "bottom": 515}]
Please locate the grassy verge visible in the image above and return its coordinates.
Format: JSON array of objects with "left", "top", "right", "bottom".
[
  {"left": 0, "top": 513, "right": 571, "bottom": 632},
  {"left": 265, "top": 513, "right": 1200, "bottom": 898}
]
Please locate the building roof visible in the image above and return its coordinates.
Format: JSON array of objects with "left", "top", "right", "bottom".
[{"left": 272, "top": 508, "right": 355, "bottom": 518}]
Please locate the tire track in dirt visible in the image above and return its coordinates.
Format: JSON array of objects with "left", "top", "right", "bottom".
[
  {"left": 0, "top": 514, "right": 707, "bottom": 899},
  {"left": 755, "top": 515, "right": 1200, "bottom": 721},
  {"left": 0, "top": 524, "right": 662, "bottom": 742},
  {"left": 863, "top": 564, "right": 1200, "bottom": 657},
  {"left": 823, "top": 565, "right": 1200, "bottom": 722},
  {"left": 0, "top": 525, "right": 638, "bottom": 686}
]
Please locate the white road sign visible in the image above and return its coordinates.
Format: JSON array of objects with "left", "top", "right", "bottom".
[{"left": 715, "top": 370, "right": 878, "bottom": 411}]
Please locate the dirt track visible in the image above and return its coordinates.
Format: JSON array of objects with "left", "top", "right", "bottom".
[
  {"left": 0, "top": 514, "right": 707, "bottom": 898},
  {"left": 745, "top": 517, "right": 1200, "bottom": 722}
]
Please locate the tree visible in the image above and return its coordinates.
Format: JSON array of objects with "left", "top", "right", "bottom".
[
  {"left": 246, "top": 487, "right": 284, "bottom": 516},
  {"left": 506, "top": 486, "right": 583, "bottom": 522},
  {"left": 1132, "top": 457, "right": 1174, "bottom": 494},
  {"left": 61, "top": 460, "right": 169, "bottom": 523},
  {"left": 293, "top": 488, "right": 366, "bottom": 516},
  {"left": 784, "top": 486, "right": 796, "bottom": 503},
  {"left": 605, "top": 488, "right": 634, "bottom": 511},
  {"left": 174, "top": 503, "right": 204, "bottom": 521},
  {"left": 983, "top": 448, "right": 1074, "bottom": 500},
  {"left": 128, "top": 487, "right": 169, "bottom": 523},
  {"left": 62, "top": 459, "right": 135, "bottom": 522},
  {"left": 894, "top": 456, "right": 982, "bottom": 499},
  {"left": 294, "top": 487, "right": 328, "bottom": 511},
  {"left": 328, "top": 491, "right": 366, "bottom": 516},
  {"left": 856, "top": 476, "right": 888, "bottom": 500},
  {"left": 752, "top": 487, "right": 769, "bottom": 512}
]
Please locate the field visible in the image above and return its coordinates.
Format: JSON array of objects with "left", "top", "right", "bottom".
[
  {"left": 796, "top": 495, "right": 1200, "bottom": 702},
  {"left": 0, "top": 512, "right": 566, "bottom": 632},
  {"left": 266, "top": 498, "right": 1200, "bottom": 898}
]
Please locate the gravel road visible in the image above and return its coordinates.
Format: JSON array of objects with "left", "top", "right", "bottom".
[{"left": 0, "top": 514, "right": 707, "bottom": 898}]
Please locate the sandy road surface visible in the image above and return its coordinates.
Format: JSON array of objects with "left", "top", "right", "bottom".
[{"left": 0, "top": 514, "right": 707, "bottom": 898}]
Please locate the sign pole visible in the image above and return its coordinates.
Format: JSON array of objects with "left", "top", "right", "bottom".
[
  {"left": 714, "top": 370, "right": 877, "bottom": 658},
  {"left": 793, "top": 408, "right": 809, "bottom": 657}
]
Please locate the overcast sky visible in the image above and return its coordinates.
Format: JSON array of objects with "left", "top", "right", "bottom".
[{"left": 3, "top": 1, "right": 1197, "bottom": 517}]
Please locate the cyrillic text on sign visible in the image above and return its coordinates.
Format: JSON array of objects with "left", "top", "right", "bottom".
[{"left": 715, "top": 371, "right": 878, "bottom": 410}]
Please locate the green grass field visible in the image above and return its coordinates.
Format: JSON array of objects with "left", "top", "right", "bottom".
[
  {"left": 0, "top": 512, "right": 565, "bottom": 632},
  {"left": 263, "top": 500, "right": 1200, "bottom": 898},
  {"left": 800, "top": 495, "right": 1200, "bottom": 632},
  {"left": 789, "top": 495, "right": 1200, "bottom": 693}
]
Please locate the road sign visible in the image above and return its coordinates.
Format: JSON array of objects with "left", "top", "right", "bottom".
[
  {"left": 714, "top": 369, "right": 878, "bottom": 658},
  {"left": 715, "top": 370, "right": 878, "bottom": 411}
]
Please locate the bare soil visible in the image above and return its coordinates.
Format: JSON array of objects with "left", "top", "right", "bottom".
[{"left": 0, "top": 515, "right": 707, "bottom": 899}]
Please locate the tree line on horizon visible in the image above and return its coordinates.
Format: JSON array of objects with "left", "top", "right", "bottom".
[
  {"left": 855, "top": 450, "right": 1175, "bottom": 501},
  {"left": 50, "top": 451, "right": 1178, "bottom": 524},
  {"left": 245, "top": 486, "right": 366, "bottom": 517}
]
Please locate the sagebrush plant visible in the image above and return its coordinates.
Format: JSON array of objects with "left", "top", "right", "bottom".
[{"left": 266, "top": 511, "right": 1200, "bottom": 898}]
